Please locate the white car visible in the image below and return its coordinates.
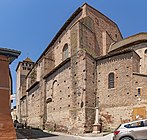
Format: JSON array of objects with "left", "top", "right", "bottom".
[{"left": 113, "top": 119, "right": 147, "bottom": 140}]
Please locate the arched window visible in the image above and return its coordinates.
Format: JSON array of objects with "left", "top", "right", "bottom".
[
  {"left": 145, "top": 49, "right": 147, "bottom": 55},
  {"left": 62, "top": 43, "right": 68, "bottom": 60},
  {"left": 52, "top": 80, "right": 57, "bottom": 98},
  {"left": 108, "top": 72, "right": 114, "bottom": 89}
]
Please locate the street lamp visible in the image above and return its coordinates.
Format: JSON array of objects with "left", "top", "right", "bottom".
[{"left": 92, "top": 91, "right": 101, "bottom": 133}]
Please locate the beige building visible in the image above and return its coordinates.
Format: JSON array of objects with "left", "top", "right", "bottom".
[
  {"left": 11, "top": 106, "right": 17, "bottom": 121},
  {"left": 16, "top": 57, "right": 34, "bottom": 123},
  {"left": 16, "top": 3, "right": 147, "bottom": 134}
]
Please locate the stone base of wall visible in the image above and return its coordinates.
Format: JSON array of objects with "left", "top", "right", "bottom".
[
  {"left": 100, "top": 105, "right": 147, "bottom": 131},
  {"left": 55, "top": 124, "right": 68, "bottom": 133},
  {"left": 45, "top": 121, "right": 86, "bottom": 134},
  {"left": 85, "top": 108, "right": 95, "bottom": 133},
  {"left": 45, "top": 121, "right": 68, "bottom": 133}
]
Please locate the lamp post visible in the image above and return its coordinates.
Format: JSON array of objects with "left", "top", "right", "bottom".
[
  {"left": 92, "top": 107, "right": 101, "bottom": 133},
  {"left": 92, "top": 91, "right": 101, "bottom": 133}
]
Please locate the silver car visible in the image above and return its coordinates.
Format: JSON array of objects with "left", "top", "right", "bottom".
[{"left": 113, "top": 119, "right": 147, "bottom": 140}]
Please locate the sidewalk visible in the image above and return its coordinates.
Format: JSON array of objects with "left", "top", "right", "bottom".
[{"left": 79, "top": 133, "right": 113, "bottom": 140}]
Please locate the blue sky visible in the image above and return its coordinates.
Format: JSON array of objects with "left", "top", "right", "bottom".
[{"left": 0, "top": 0, "right": 147, "bottom": 106}]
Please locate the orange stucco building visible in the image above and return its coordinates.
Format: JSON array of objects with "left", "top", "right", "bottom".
[{"left": 0, "top": 48, "right": 20, "bottom": 139}]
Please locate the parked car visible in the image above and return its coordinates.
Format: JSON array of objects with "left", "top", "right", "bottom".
[
  {"left": 113, "top": 119, "right": 147, "bottom": 140},
  {"left": 14, "top": 120, "right": 24, "bottom": 129}
]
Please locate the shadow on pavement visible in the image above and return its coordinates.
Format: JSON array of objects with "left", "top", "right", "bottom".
[{"left": 16, "top": 128, "right": 58, "bottom": 139}]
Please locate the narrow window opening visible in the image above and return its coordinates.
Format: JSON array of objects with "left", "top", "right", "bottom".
[
  {"left": 108, "top": 72, "right": 114, "bottom": 89},
  {"left": 62, "top": 43, "right": 68, "bottom": 60},
  {"left": 145, "top": 49, "right": 147, "bottom": 54},
  {"left": 138, "top": 88, "right": 141, "bottom": 95}
]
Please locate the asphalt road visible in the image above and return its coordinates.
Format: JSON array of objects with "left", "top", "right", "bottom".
[
  {"left": 17, "top": 129, "right": 83, "bottom": 140},
  {"left": 16, "top": 128, "right": 113, "bottom": 140},
  {"left": 29, "top": 134, "right": 113, "bottom": 140}
]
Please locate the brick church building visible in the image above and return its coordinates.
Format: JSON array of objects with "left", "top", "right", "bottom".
[{"left": 16, "top": 3, "right": 147, "bottom": 134}]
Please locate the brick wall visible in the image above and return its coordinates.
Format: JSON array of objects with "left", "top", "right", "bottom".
[
  {"left": 96, "top": 51, "right": 144, "bottom": 129},
  {"left": 86, "top": 5, "right": 122, "bottom": 56},
  {"left": 0, "top": 55, "right": 16, "bottom": 139},
  {"left": 45, "top": 61, "right": 72, "bottom": 132},
  {"left": 27, "top": 83, "right": 41, "bottom": 128}
]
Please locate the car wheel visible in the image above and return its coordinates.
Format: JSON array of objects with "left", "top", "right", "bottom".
[{"left": 120, "top": 136, "right": 133, "bottom": 140}]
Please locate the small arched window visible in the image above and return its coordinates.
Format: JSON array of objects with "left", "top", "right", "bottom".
[
  {"left": 108, "top": 72, "right": 114, "bottom": 89},
  {"left": 52, "top": 80, "right": 57, "bottom": 98},
  {"left": 145, "top": 49, "right": 147, "bottom": 55},
  {"left": 62, "top": 43, "right": 68, "bottom": 60}
]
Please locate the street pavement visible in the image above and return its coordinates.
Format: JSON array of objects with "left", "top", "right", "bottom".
[
  {"left": 45, "top": 132, "right": 114, "bottom": 140},
  {"left": 17, "top": 128, "right": 114, "bottom": 140},
  {"left": 82, "top": 133, "right": 113, "bottom": 140}
]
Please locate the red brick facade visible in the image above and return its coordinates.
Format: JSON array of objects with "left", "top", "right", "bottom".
[{"left": 0, "top": 48, "right": 20, "bottom": 139}]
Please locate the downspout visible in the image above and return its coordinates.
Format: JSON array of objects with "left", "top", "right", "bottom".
[{"left": 43, "top": 79, "right": 47, "bottom": 129}]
